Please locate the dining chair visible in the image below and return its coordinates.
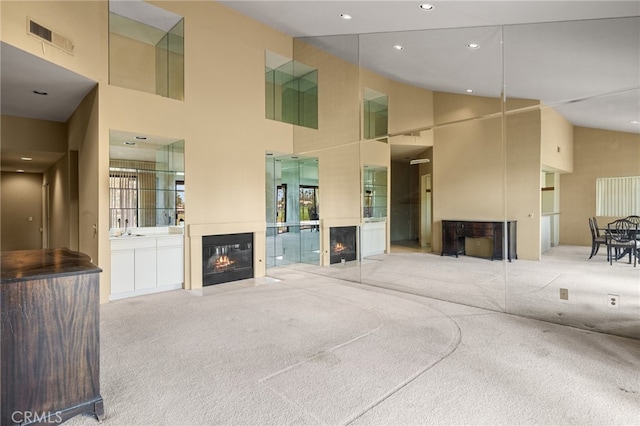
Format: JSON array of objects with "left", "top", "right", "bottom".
[
  {"left": 626, "top": 215, "right": 640, "bottom": 226},
  {"left": 588, "top": 217, "right": 607, "bottom": 259},
  {"left": 606, "top": 218, "right": 639, "bottom": 267}
]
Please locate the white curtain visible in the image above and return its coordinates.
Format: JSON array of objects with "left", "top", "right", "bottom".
[{"left": 596, "top": 176, "right": 640, "bottom": 216}]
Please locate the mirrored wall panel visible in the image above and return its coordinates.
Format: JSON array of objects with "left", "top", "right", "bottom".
[
  {"left": 266, "top": 155, "right": 320, "bottom": 268},
  {"left": 109, "top": 130, "right": 185, "bottom": 229},
  {"left": 267, "top": 18, "right": 638, "bottom": 340},
  {"left": 503, "top": 17, "right": 640, "bottom": 339},
  {"left": 109, "top": 1, "right": 184, "bottom": 100},
  {"left": 265, "top": 51, "right": 318, "bottom": 129}
]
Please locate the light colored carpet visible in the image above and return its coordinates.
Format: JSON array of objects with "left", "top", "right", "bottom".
[
  {"left": 65, "top": 266, "right": 639, "bottom": 426},
  {"left": 287, "top": 245, "right": 639, "bottom": 339}
]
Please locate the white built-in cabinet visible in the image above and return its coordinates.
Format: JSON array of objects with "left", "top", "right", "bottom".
[
  {"left": 361, "top": 220, "right": 387, "bottom": 257},
  {"left": 156, "top": 236, "right": 184, "bottom": 287},
  {"left": 110, "top": 234, "right": 183, "bottom": 300}
]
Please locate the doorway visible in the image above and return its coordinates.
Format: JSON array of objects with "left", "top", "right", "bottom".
[{"left": 0, "top": 172, "right": 44, "bottom": 251}]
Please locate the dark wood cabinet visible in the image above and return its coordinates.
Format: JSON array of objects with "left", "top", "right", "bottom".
[
  {"left": 1, "top": 248, "right": 104, "bottom": 425},
  {"left": 441, "top": 220, "right": 517, "bottom": 261}
]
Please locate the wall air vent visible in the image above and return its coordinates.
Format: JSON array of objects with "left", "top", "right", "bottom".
[{"left": 27, "top": 18, "right": 74, "bottom": 55}]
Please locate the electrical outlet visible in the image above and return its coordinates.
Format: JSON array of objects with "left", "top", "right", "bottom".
[
  {"left": 608, "top": 294, "right": 619, "bottom": 309},
  {"left": 559, "top": 288, "right": 568, "bottom": 300}
]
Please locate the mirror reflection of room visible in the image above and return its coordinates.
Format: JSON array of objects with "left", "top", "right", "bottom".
[
  {"left": 266, "top": 154, "right": 320, "bottom": 267},
  {"left": 288, "top": 16, "right": 639, "bottom": 339},
  {"left": 109, "top": 130, "right": 184, "bottom": 233}
]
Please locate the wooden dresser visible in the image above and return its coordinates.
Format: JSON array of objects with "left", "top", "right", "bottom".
[
  {"left": 441, "top": 220, "right": 517, "bottom": 261},
  {"left": 1, "top": 248, "right": 104, "bottom": 425}
]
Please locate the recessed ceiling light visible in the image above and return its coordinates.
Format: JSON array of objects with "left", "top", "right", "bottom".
[
  {"left": 419, "top": 4, "right": 434, "bottom": 10},
  {"left": 124, "top": 141, "right": 136, "bottom": 146},
  {"left": 466, "top": 89, "right": 474, "bottom": 93},
  {"left": 467, "top": 43, "right": 480, "bottom": 49},
  {"left": 340, "top": 13, "right": 352, "bottom": 20},
  {"left": 21, "top": 157, "right": 33, "bottom": 161},
  {"left": 393, "top": 45, "right": 404, "bottom": 50},
  {"left": 631, "top": 120, "right": 640, "bottom": 124},
  {"left": 135, "top": 136, "right": 147, "bottom": 140},
  {"left": 32, "top": 90, "right": 48, "bottom": 95}
]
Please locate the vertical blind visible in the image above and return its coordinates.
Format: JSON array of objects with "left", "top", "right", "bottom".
[
  {"left": 595, "top": 176, "right": 640, "bottom": 216},
  {"left": 109, "top": 160, "right": 157, "bottom": 228}
]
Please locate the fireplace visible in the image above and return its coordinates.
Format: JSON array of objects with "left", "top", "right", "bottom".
[
  {"left": 329, "top": 226, "right": 357, "bottom": 264},
  {"left": 202, "top": 233, "right": 253, "bottom": 285}
]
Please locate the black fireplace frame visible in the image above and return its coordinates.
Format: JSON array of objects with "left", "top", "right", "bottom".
[
  {"left": 202, "top": 233, "right": 254, "bottom": 286},
  {"left": 329, "top": 226, "right": 358, "bottom": 264}
]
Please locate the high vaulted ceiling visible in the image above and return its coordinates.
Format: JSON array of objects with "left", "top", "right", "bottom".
[
  {"left": 1, "top": 1, "right": 639, "bottom": 171},
  {"left": 221, "top": 1, "right": 640, "bottom": 130},
  {"left": 220, "top": 0, "right": 640, "bottom": 161}
]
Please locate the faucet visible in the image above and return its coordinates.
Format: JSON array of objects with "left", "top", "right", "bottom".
[{"left": 124, "top": 218, "right": 130, "bottom": 235}]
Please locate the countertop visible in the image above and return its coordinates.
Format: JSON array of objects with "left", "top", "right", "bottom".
[
  {"left": 110, "top": 226, "right": 184, "bottom": 240},
  {"left": 1, "top": 248, "right": 101, "bottom": 283}
]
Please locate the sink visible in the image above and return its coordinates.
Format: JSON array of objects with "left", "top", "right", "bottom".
[{"left": 115, "top": 233, "right": 145, "bottom": 238}]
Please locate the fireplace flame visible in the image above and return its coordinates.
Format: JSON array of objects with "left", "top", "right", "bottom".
[
  {"left": 214, "top": 255, "right": 235, "bottom": 271},
  {"left": 334, "top": 242, "right": 347, "bottom": 253}
]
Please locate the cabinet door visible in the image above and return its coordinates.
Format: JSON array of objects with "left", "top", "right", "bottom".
[
  {"left": 135, "top": 247, "right": 157, "bottom": 290},
  {"left": 111, "top": 249, "right": 135, "bottom": 294},
  {"left": 157, "top": 245, "right": 183, "bottom": 287},
  {"left": 361, "top": 222, "right": 386, "bottom": 257}
]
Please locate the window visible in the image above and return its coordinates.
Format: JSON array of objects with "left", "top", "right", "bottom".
[
  {"left": 175, "top": 180, "right": 185, "bottom": 224},
  {"left": 110, "top": 169, "right": 138, "bottom": 228},
  {"left": 109, "top": 163, "right": 183, "bottom": 228},
  {"left": 276, "top": 184, "right": 287, "bottom": 233},
  {"left": 299, "top": 185, "right": 319, "bottom": 231},
  {"left": 596, "top": 176, "right": 640, "bottom": 216}
]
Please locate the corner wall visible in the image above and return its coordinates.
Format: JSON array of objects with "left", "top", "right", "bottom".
[
  {"left": 44, "top": 154, "right": 71, "bottom": 249},
  {"left": 560, "top": 126, "right": 640, "bottom": 246}
]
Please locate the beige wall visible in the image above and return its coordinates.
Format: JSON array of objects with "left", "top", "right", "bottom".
[
  {"left": 69, "top": 87, "right": 102, "bottom": 277},
  {"left": 361, "top": 68, "right": 434, "bottom": 134},
  {"left": 1, "top": 115, "right": 70, "bottom": 249},
  {"left": 434, "top": 91, "right": 501, "bottom": 125},
  {"left": 2, "top": 0, "right": 106, "bottom": 292},
  {"left": 560, "top": 126, "right": 640, "bottom": 246},
  {"left": 1, "top": 172, "right": 43, "bottom": 251},
  {"left": 43, "top": 154, "right": 70, "bottom": 249},
  {"left": 541, "top": 107, "right": 573, "bottom": 172},
  {"left": 109, "top": 32, "right": 156, "bottom": 94},
  {"left": 431, "top": 92, "right": 505, "bottom": 254},
  {"left": 1, "top": 1, "right": 105, "bottom": 81},
  {"left": 432, "top": 116, "right": 505, "bottom": 253},
  {"left": 2, "top": 0, "right": 293, "bottom": 297},
  {"left": 292, "top": 40, "right": 360, "bottom": 152},
  {"left": 431, "top": 93, "right": 573, "bottom": 260},
  {"left": 127, "top": 1, "right": 293, "bottom": 291},
  {"left": 1, "top": 115, "right": 67, "bottom": 153},
  {"left": 506, "top": 110, "right": 543, "bottom": 260}
]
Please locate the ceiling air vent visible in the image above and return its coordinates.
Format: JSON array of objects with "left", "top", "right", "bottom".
[{"left": 27, "top": 18, "right": 74, "bottom": 55}]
